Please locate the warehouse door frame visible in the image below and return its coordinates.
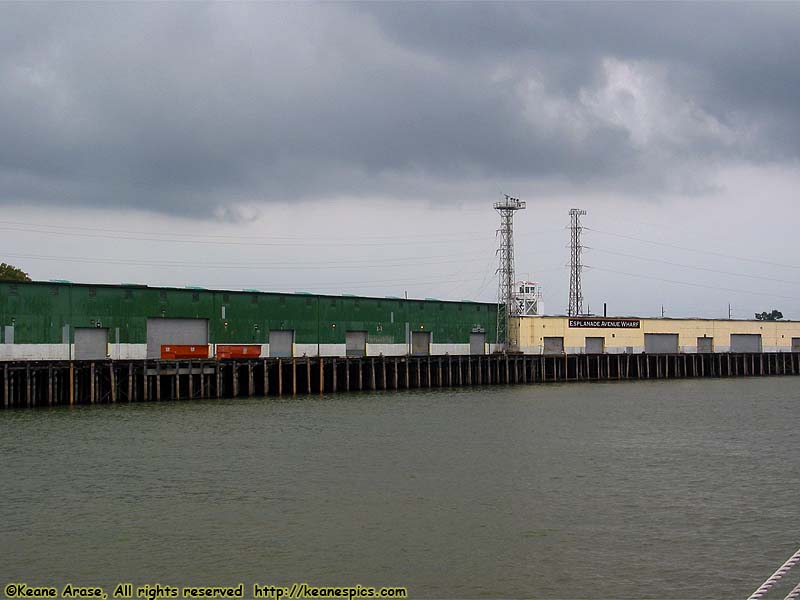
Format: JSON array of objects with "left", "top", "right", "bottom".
[
  {"left": 411, "top": 331, "right": 431, "bottom": 356},
  {"left": 345, "top": 331, "right": 367, "bottom": 357},
  {"left": 697, "top": 337, "right": 714, "bottom": 353},
  {"left": 146, "top": 318, "right": 209, "bottom": 359},
  {"left": 730, "top": 333, "right": 762, "bottom": 353},
  {"left": 469, "top": 332, "right": 486, "bottom": 355},
  {"left": 644, "top": 333, "right": 679, "bottom": 354},
  {"left": 74, "top": 327, "right": 109, "bottom": 360},
  {"left": 585, "top": 337, "right": 605, "bottom": 354},
  {"left": 543, "top": 337, "right": 564, "bottom": 355},
  {"left": 269, "top": 330, "right": 295, "bottom": 358}
]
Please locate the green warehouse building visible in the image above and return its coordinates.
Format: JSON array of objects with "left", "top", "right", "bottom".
[{"left": 0, "top": 281, "right": 498, "bottom": 361}]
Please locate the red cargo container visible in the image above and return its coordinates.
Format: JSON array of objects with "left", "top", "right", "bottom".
[
  {"left": 160, "top": 344, "right": 210, "bottom": 359},
  {"left": 215, "top": 344, "right": 262, "bottom": 359}
]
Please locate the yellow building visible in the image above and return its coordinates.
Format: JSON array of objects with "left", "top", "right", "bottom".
[{"left": 513, "top": 315, "right": 800, "bottom": 354}]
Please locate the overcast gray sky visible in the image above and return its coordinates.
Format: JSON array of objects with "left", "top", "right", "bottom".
[{"left": 1, "top": 2, "right": 799, "bottom": 318}]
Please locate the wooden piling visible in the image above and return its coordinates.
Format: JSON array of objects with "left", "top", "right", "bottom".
[
  {"left": 447, "top": 355, "right": 452, "bottom": 387},
  {"left": 292, "top": 358, "right": 297, "bottom": 397},
  {"left": 231, "top": 361, "right": 238, "bottom": 398},
  {"left": 247, "top": 359, "right": 255, "bottom": 398},
  {"left": 47, "top": 365, "right": 53, "bottom": 406},
  {"left": 26, "top": 363, "right": 32, "bottom": 407},
  {"left": 306, "top": 358, "right": 312, "bottom": 394},
  {"left": 89, "top": 362, "right": 95, "bottom": 404},
  {"left": 278, "top": 358, "right": 283, "bottom": 396},
  {"left": 110, "top": 363, "right": 117, "bottom": 403},
  {"left": 332, "top": 358, "right": 337, "bottom": 393},
  {"left": 427, "top": 357, "right": 432, "bottom": 388}
]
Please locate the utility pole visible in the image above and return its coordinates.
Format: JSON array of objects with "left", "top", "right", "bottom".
[
  {"left": 567, "top": 208, "right": 587, "bottom": 317},
  {"left": 494, "top": 194, "right": 526, "bottom": 352},
  {"left": 661, "top": 305, "right": 665, "bottom": 318},
  {"left": 728, "top": 304, "right": 732, "bottom": 320}
]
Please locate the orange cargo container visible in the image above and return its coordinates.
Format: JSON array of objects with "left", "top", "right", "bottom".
[
  {"left": 160, "top": 344, "right": 210, "bottom": 359},
  {"left": 215, "top": 344, "right": 262, "bottom": 359}
]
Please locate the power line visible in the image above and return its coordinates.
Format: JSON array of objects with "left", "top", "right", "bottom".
[
  {"left": 591, "top": 247, "right": 800, "bottom": 286},
  {"left": 0, "top": 249, "right": 493, "bottom": 270},
  {"left": 587, "top": 265, "right": 800, "bottom": 302},
  {"left": 587, "top": 227, "right": 800, "bottom": 270},
  {"left": 0, "top": 223, "right": 494, "bottom": 248},
  {"left": 193, "top": 270, "right": 495, "bottom": 293},
  {"left": 0, "top": 219, "right": 493, "bottom": 243}
]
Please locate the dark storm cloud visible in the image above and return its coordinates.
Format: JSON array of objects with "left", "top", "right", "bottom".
[{"left": 0, "top": 2, "right": 798, "bottom": 216}]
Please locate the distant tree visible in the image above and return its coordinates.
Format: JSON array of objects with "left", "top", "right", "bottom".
[
  {"left": 0, "top": 262, "right": 30, "bottom": 282},
  {"left": 755, "top": 309, "right": 784, "bottom": 321}
]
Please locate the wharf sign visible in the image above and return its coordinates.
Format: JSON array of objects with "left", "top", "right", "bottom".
[{"left": 568, "top": 317, "right": 641, "bottom": 329}]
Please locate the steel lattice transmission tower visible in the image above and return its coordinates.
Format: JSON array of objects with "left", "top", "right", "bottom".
[
  {"left": 494, "top": 194, "right": 526, "bottom": 351},
  {"left": 568, "top": 208, "right": 587, "bottom": 317}
]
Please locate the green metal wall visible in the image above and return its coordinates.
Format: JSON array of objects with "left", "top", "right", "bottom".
[{"left": 0, "top": 281, "right": 497, "bottom": 345}]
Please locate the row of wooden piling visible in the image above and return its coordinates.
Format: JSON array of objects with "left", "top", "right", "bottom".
[{"left": 3, "top": 351, "right": 799, "bottom": 408}]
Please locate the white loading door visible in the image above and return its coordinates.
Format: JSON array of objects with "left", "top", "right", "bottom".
[
  {"left": 269, "top": 330, "right": 294, "bottom": 358},
  {"left": 346, "top": 331, "right": 367, "bottom": 357},
  {"left": 411, "top": 331, "right": 431, "bottom": 355},
  {"left": 146, "top": 318, "right": 208, "bottom": 359},
  {"left": 731, "top": 334, "right": 762, "bottom": 353},
  {"left": 644, "top": 333, "right": 679, "bottom": 354},
  {"left": 585, "top": 337, "right": 605, "bottom": 354},
  {"left": 470, "top": 332, "right": 486, "bottom": 355},
  {"left": 74, "top": 328, "right": 108, "bottom": 360},
  {"left": 543, "top": 337, "right": 564, "bottom": 355}
]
